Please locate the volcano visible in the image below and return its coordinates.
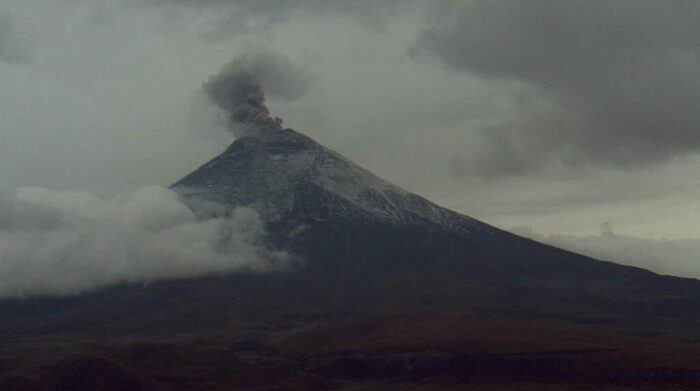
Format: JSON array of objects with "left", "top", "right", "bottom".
[
  {"left": 3, "top": 127, "right": 700, "bottom": 342},
  {"left": 167, "top": 128, "right": 700, "bottom": 322},
  {"left": 6, "top": 127, "right": 700, "bottom": 390}
]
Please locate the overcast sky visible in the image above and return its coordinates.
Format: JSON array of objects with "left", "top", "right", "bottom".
[{"left": 3, "top": 0, "right": 700, "bottom": 241}]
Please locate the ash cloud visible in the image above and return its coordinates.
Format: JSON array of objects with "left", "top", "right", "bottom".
[
  {"left": 0, "top": 185, "right": 288, "bottom": 298},
  {"left": 415, "top": 1, "right": 700, "bottom": 175},
  {"left": 203, "top": 51, "right": 312, "bottom": 136},
  {"left": 0, "top": 13, "right": 30, "bottom": 64}
]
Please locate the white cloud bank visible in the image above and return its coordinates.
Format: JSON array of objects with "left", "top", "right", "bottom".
[
  {"left": 0, "top": 185, "right": 288, "bottom": 298},
  {"left": 512, "top": 226, "right": 700, "bottom": 279}
]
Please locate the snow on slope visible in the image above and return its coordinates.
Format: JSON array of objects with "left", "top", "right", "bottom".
[{"left": 173, "top": 129, "right": 484, "bottom": 233}]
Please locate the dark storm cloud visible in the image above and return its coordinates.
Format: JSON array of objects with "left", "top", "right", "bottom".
[
  {"left": 0, "top": 13, "right": 30, "bottom": 64},
  {"left": 203, "top": 50, "right": 312, "bottom": 136},
  {"left": 415, "top": 0, "right": 700, "bottom": 175}
]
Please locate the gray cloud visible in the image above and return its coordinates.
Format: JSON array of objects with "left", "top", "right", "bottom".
[
  {"left": 146, "top": 0, "right": 411, "bottom": 36},
  {"left": 0, "top": 13, "right": 30, "bottom": 64},
  {"left": 203, "top": 50, "right": 312, "bottom": 136},
  {"left": 415, "top": 0, "right": 700, "bottom": 175},
  {"left": 0, "top": 186, "right": 288, "bottom": 298}
]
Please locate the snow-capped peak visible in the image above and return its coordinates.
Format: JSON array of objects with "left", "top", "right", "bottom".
[{"left": 173, "top": 129, "right": 482, "bottom": 233}]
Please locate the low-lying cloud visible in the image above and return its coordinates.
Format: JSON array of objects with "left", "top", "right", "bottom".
[
  {"left": 513, "top": 226, "right": 700, "bottom": 279},
  {"left": 0, "top": 185, "right": 288, "bottom": 298},
  {"left": 415, "top": 0, "right": 700, "bottom": 176}
]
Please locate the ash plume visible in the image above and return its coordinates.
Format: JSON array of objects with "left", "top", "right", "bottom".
[{"left": 203, "top": 51, "right": 312, "bottom": 137}]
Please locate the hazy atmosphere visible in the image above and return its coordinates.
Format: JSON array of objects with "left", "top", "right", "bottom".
[{"left": 3, "top": 0, "right": 700, "bottom": 286}]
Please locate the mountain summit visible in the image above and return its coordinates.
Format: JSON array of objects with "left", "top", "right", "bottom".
[{"left": 173, "top": 128, "right": 480, "bottom": 233}]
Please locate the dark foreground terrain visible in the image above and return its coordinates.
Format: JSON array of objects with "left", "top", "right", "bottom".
[{"left": 4, "top": 314, "right": 700, "bottom": 390}]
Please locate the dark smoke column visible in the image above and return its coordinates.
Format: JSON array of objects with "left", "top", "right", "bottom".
[{"left": 204, "top": 55, "right": 283, "bottom": 136}]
